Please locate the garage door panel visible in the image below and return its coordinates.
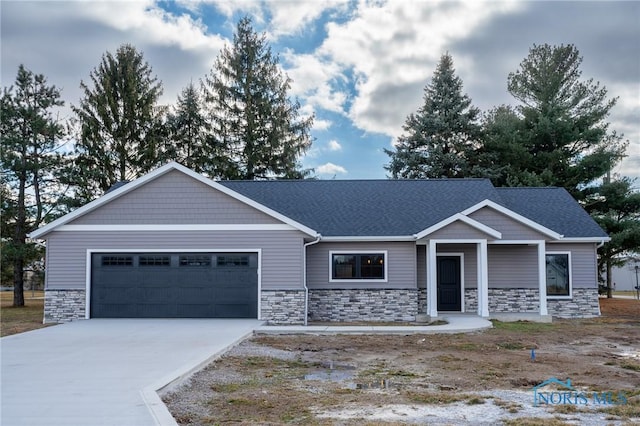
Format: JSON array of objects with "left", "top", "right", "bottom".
[
  {"left": 91, "top": 252, "right": 258, "bottom": 318},
  {"left": 215, "top": 303, "right": 254, "bottom": 318}
]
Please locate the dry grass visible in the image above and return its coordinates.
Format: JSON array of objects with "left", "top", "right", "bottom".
[{"left": 0, "top": 290, "right": 51, "bottom": 337}]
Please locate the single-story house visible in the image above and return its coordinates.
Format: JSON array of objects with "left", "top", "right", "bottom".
[{"left": 29, "top": 162, "right": 608, "bottom": 324}]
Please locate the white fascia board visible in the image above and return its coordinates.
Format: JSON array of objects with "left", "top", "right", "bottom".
[
  {"left": 414, "top": 213, "right": 502, "bottom": 240},
  {"left": 56, "top": 224, "right": 297, "bottom": 232},
  {"left": 460, "top": 199, "right": 564, "bottom": 240},
  {"left": 320, "top": 236, "right": 416, "bottom": 242},
  {"left": 550, "top": 237, "right": 611, "bottom": 243},
  {"left": 29, "top": 162, "right": 319, "bottom": 239}
]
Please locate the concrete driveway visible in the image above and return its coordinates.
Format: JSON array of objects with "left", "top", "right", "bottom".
[{"left": 1, "top": 319, "right": 262, "bottom": 426}]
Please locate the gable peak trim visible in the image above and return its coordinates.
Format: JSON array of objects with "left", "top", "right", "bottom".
[
  {"left": 461, "top": 199, "right": 563, "bottom": 240},
  {"left": 414, "top": 213, "right": 502, "bottom": 240}
]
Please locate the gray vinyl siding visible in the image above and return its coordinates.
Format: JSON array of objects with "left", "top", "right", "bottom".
[
  {"left": 44, "top": 230, "right": 306, "bottom": 291},
  {"left": 307, "top": 242, "right": 416, "bottom": 289},
  {"left": 488, "top": 245, "right": 538, "bottom": 289},
  {"left": 469, "top": 207, "right": 548, "bottom": 240},
  {"left": 424, "top": 221, "right": 492, "bottom": 240},
  {"left": 71, "top": 170, "right": 281, "bottom": 225},
  {"left": 547, "top": 242, "right": 598, "bottom": 289}
]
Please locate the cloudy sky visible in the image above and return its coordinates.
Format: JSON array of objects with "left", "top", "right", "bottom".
[{"left": 2, "top": 0, "right": 639, "bottom": 181}]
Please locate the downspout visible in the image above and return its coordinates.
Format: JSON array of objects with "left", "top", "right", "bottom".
[{"left": 303, "top": 234, "right": 322, "bottom": 326}]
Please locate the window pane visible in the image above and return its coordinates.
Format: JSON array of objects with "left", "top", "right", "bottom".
[
  {"left": 333, "top": 255, "right": 356, "bottom": 278},
  {"left": 102, "top": 256, "right": 133, "bottom": 266},
  {"left": 332, "top": 253, "right": 385, "bottom": 280},
  {"left": 546, "top": 254, "right": 569, "bottom": 296},
  {"left": 139, "top": 255, "right": 170, "bottom": 266},
  {"left": 179, "top": 255, "right": 211, "bottom": 266},
  {"left": 360, "top": 254, "right": 384, "bottom": 278},
  {"left": 217, "top": 256, "right": 249, "bottom": 267}
]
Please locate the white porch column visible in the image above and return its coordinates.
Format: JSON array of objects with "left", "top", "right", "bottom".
[
  {"left": 477, "top": 240, "right": 489, "bottom": 317},
  {"left": 427, "top": 240, "right": 438, "bottom": 317},
  {"left": 537, "top": 241, "right": 548, "bottom": 316}
]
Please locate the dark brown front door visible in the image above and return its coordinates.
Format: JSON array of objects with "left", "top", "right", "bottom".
[{"left": 437, "top": 256, "right": 461, "bottom": 311}]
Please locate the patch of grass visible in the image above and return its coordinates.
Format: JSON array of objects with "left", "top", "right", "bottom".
[
  {"left": 620, "top": 363, "right": 640, "bottom": 372},
  {"left": 436, "top": 354, "right": 464, "bottom": 362},
  {"left": 502, "top": 417, "right": 572, "bottom": 426},
  {"left": 386, "top": 369, "right": 417, "bottom": 377},
  {"left": 405, "top": 391, "right": 470, "bottom": 405},
  {"left": 1, "top": 291, "right": 52, "bottom": 337},
  {"left": 490, "top": 320, "right": 555, "bottom": 333},
  {"left": 552, "top": 404, "right": 579, "bottom": 414},
  {"left": 466, "top": 397, "right": 485, "bottom": 405},
  {"left": 597, "top": 392, "right": 640, "bottom": 418},
  {"left": 497, "top": 341, "right": 525, "bottom": 350},
  {"left": 456, "top": 342, "right": 482, "bottom": 351}
]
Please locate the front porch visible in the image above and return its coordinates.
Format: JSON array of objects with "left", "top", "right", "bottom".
[{"left": 417, "top": 239, "right": 550, "bottom": 321}]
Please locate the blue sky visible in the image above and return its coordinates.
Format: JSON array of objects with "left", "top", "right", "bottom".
[{"left": 2, "top": 1, "right": 639, "bottom": 181}]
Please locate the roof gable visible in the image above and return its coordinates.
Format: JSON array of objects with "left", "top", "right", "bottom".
[
  {"left": 29, "top": 162, "right": 318, "bottom": 239},
  {"left": 69, "top": 169, "right": 282, "bottom": 226}
]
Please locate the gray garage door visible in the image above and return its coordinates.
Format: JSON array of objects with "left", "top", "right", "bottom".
[{"left": 90, "top": 253, "right": 258, "bottom": 318}]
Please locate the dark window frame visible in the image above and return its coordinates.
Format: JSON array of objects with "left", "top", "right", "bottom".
[
  {"left": 546, "top": 252, "right": 572, "bottom": 298},
  {"left": 330, "top": 251, "right": 387, "bottom": 281}
]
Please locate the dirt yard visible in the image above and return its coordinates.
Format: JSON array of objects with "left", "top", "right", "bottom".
[{"left": 163, "top": 298, "right": 640, "bottom": 425}]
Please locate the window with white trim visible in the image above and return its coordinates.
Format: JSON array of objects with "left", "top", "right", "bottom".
[
  {"left": 330, "top": 251, "right": 387, "bottom": 281},
  {"left": 546, "top": 252, "right": 571, "bottom": 297}
]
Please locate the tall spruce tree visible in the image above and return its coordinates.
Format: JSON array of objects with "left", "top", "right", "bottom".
[
  {"left": 71, "top": 44, "right": 164, "bottom": 202},
  {"left": 202, "top": 17, "right": 313, "bottom": 179},
  {"left": 584, "top": 177, "right": 640, "bottom": 298},
  {"left": 385, "top": 53, "right": 481, "bottom": 179},
  {"left": 1, "top": 65, "right": 68, "bottom": 306},
  {"left": 495, "top": 43, "right": 627, "bottom": 198},
  {"left": 166, "top": 82, "right": 211, "bottom": 174}
]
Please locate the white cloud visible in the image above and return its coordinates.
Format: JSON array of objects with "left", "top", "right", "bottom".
[
  {"left": 315, "top": 0, "right": 523, "bottom": 137},
  {"left": 316, "top": 162, "right": 347, "bottom": 175},
  {"left": 328, "top": 140, "right": 342, "bottom": 151},
  {"left": 313, "top": 118, "right": 332, "bottom": 131},
  {"left": 283, "top": 50, "right": 347, "bottom": 113},
  {"left": 77, "top": 2, "right": 226, "bottom": 53},
  {"left": 266, "top": 1, "right": 349, "bottom": 37}
]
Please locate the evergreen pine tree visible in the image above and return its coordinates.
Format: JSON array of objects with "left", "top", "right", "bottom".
[
  {"left": 1, "top": 65, "right": 68, "bottom": 306},
  {"left": 166, "top": 82, "right": 211, "bottom": 173},
  {"left": 385, "top": 53, "right": 481, "bottom": 179},
  {"left": 202, "top": 17, "right": 313, "bottom": 180},
  {"left": 71, "top": 44, "right": 164, "bottom": 201},
  {"left": 501, "top": 43, "right": 626, "bottom": 198}
]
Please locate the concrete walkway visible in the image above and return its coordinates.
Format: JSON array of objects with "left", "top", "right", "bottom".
[
  {"left": 1, "top": 319, "right": 262, "bottom": 426},
  {"left": 256, "top": 314, "right": 493, "bottom": 334}
]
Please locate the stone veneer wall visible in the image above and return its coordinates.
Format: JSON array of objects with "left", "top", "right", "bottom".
[
  {"left": 44, "top": 289, "right": 86, "bottom": 323},
  {"left": 547, "top": 288, "right": 600, "bottom": 318},
  {"left": 489, "top": 288, "right": 539, "bottom": 313},
  {"left": 308, "top": 289, "right": 418, "bottom": 322},
  {"left": 418, "top": 288, "right": 428, "bottom": 314},
  {"left": 260, "top": 290, "right": 306, "bottom": 325},
  {"left": 465, "top": 288, "right": 539, "bottom": 313}
]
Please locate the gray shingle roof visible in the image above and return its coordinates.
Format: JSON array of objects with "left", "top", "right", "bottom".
[
  {"left": 221, "top": 179, "right": 607, "bottom": 239},
  {"left": 495, "top": 187, "right": 608, "bottom": 238}
]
